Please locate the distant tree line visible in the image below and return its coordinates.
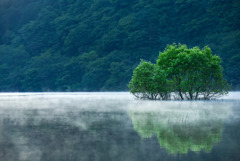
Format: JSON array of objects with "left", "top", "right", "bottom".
[{"left": 0, "top": 0, "right": 239, "bottom": 91}]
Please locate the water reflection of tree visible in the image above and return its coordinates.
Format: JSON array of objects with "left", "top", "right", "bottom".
[{"left": 129, "top": 102, "right": 230, "bottom": 154}]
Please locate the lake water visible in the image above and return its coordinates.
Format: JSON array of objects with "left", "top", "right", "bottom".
[{"left": 0, "top": 92, "right": 239, "bottom": 161}]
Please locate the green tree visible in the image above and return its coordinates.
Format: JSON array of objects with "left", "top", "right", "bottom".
[
  {"left": 129, "top": 44, "right": 230, "bottom": 100},
  {"left": 128, "top": 60, "right": 170, "bottom": 100},
  {"left": 157, "top": 44, "right": 230, "bottom": 100}
]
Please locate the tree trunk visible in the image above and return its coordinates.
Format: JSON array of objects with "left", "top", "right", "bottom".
[{"left": 178, "top": 90, "right": 184, "bottom": 100}]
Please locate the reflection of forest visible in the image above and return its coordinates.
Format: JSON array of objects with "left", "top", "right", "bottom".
[
  {"left": 129, "top": 102, "right": 230, "bottom": 154},
  {"left": 0, "top": 110, "right": 142, "bottom": 161}
]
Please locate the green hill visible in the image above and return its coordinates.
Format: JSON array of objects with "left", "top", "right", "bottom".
[{"left": 0, "top": 0, "right": 239, "bottom": 91}]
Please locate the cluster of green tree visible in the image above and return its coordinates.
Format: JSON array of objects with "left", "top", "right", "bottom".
[
  {"left": 129, "top": 44, "right": 230, "bottom": 100},
  {"left": 0, "top": 0, "right": 239, "bottom": 91}
]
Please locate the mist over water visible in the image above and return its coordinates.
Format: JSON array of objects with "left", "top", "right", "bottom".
[{"left": 0, "top": 92, "right": 240, "bottom": 161}]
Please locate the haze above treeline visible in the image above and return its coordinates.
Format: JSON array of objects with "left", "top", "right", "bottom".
[{"left": 0, "top": 0, "right": 239, "bottom": 92}]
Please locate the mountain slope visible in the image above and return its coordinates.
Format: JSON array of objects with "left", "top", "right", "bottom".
[{"left": 0, "top": 0, "right": 239, "bottom": 91}]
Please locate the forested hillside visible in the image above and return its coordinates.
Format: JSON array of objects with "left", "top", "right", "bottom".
[{"left": 0, "top": 0, "right": 239, "bottom": 91}]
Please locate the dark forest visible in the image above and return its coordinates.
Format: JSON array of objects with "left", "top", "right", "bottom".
[{"left": 0, "top": 0, "right": 239, "bottom": 91}]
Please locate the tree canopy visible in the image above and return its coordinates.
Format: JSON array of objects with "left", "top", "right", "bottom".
[
  {"left": 129, "top": 44, "right": 230, "bottom": 100},
  {"left": 128, "top": 60, "right": 170, "bottom": 100}
]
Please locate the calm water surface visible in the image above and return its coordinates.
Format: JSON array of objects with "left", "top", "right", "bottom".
[{"left": 0, "top": 92, "right": 240, "bottom": 161}]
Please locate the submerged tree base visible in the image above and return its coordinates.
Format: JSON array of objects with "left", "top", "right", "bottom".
[{"left": 131, "top": 91, "right": 228, "bottom": 100}]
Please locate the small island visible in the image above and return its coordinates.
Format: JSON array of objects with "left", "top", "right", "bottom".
[{"left": 129, "top": 44, "right": 230, "bottom": 100}]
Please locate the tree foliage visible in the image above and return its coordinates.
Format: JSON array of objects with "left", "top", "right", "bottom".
[
  {"left": 128, "top": 60, "right": 170, "bottom": 100},
  {"left": 129, "top": 44, "right": 230, "bottom": 100}
]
